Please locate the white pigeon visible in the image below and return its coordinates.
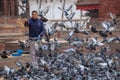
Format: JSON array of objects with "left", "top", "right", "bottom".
[
  {"left": 93, "top": 57, "right": 104, "bottom": 62},
  {"left": 39, "top": 6, "right": 50, "bottom": 16},
  {"left": 63, "top": 48, "right": 76, "bottom": 53},
  {"left": 50, "top": 42, "right": 56, "bottom": 51},
  {"left": 98, "top": 63, "right": 108, "bottom": 68},
  {"left": 40, "top": 59, "right": 47, "bottom": 65},
  {"left": 35, "top": 42, "right": 40, "bottom": 51},
  {"left": 68, "top": 29, "right": 75, "bottom": 37},
  {"left": 4, "top": 65, "right": 15, "bottom": 74},
  {"left": 78, "top": 64, "right": 89, "bottom": 72},
  {"left": 91, "top": 38, "right": 104, "bottom": 46}
]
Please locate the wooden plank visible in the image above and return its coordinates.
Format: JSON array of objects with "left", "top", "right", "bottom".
[{"left": 3, "top": 0, "right": 7, "bottom": 16}]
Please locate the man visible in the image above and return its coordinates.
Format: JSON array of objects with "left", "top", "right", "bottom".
[{"left": 24, "top": 10, "right": 45, "bottom": 69}]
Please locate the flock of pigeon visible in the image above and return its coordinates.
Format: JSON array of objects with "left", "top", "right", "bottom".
[{"left": 0, "top": 5, "right": 120, "bottom": 80}]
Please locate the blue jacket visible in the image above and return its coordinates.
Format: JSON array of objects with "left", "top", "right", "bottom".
[{"left": 27, "top": 18, "right": 45, "bottom": 37}]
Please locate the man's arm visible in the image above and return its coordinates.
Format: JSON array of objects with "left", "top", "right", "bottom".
[
  {"left": 23, "top": 18, "right": 30, "bottom": 27},
  {"left": 22, "top": 18, "right": 29, "bottom": 35}
]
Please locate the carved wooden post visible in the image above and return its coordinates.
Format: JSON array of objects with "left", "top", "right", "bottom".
[
  {"left": 3, "top": 0, "right": 7, "bottom": 16},
  {"left": 26, "top": 0, "right": 30, "bottom": 17}
]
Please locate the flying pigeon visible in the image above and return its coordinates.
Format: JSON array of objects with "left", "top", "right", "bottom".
[
  {"left": 48, "top": 22, "right": 58, "bottom": 36},
  {"left": 39, "top": 6, "right": 50, "bottom": 17}
]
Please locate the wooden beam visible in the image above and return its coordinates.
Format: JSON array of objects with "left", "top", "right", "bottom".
[
  {"left": 14, "top": 0, "right": 18, "bottom": 16},
  {"left": 26, "top": 0, "right": 30, "bottom": 16},
  {"left": 3, "top": 0, "right": 7, "bottom": 16},
  {"left": 18, "top": 5, "right": 30, "bottom": 18},
  {"left": 10, "top": 0, "right": 15, "bottom": 16}
]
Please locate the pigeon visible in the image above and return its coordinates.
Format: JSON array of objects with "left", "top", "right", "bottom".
[
  {"left": 63, "top": 48, "right": 76, "bottom": 53},
  {"left": 102, "top": 37, "right": 117, "bottom": 44},
  {"left": 70, "top": 40, "right": 83, "bottom": 48},
  {"left": 109, "top": 12, "right": 117, "bottom": 25},
  {"left": 58, "top": 5, "right": 75, "bottom": 23},
  {"left": 15, "top": 60, "right": 23, "bottom": 68},
  {"left": 0, "top": 51, "right": 8, "bottom": 59},
  {"left": 101, "top": 13, "right": 117, "bottom": 34},
  {"left": 58, "top": 5, "right": 72, "bottom": 12},
  {"left": 92, "top": 38, "right": 104, "bottom": 46},
  {"left": 97, "top": 62, "right": 108, "bottom": 68},
  {"left": 39, "top": 6, "right": 50, "bottom": 17},
  {"left": 48, "top": 22, "right": 58, "bottom": 36},
  {"left": 102, "top": 22, "right": 116, "bottom": 33},
  {"left": 105, "top": 71, "right": 111, "bottom": 79},
  {"left": 116, "top": 36, "right": 120, "bottom": 43},
  {"left": 58, "top": 22, "right": 66, "bottom": 28},
  {"left": 21, "top": 0, "right": 27, "bottom": 4},
  {"left": 4, "top": 66, "right": 16, "bottom": 75},
  {"left": 89, "top": 25, "right": 98, "bottom": 33},
  {"left": 49, "top": 41, "right": 56, "bottom": 51},
  {"left": 68, "top": 29, "right": 75, "bottom": 37},
  {"left": 99, "top": 30, "right": 108, "bottom": 37},
  {"left": 116, "top": 48, "right": 120, "bottom": 53},
  {"left": 74, "top": 18, "right": 90, "bottom": 35},
  {"left": 93, "top": 57, "right": 104, "bottom": 63},
  {"left": 79, "top": 30, "right": 89, "bottom": 35},
  {"left": 0, "top": 46, "right": 120, "bottom": 79},
  {"left": 86, "top": 38, "right": 104, "bottom": 51},
  {"left": 66, "top": 12, "right": 75, "bottom": 23},
  {"left": 89, "top": 38, "right": 104, "bottom": 46},
  {"left": 18, "top": 40, "right": 26, "bottom": 49}
]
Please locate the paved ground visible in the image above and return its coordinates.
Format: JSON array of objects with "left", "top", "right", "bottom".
[
  {"left": 0, "top": 42, "right": 120, "bottom": 68},
  {"left": 0, "top": 31, "right": 120, "bottom": 68},
  {"left": 0, "top": 54, "right": 30, "bottom": 68}
]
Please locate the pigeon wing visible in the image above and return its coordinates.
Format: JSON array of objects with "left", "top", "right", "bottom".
[
  {"left": 65, "top": 5, "right": 72, "bottom": 11},
  {"left": 109, "top": 12, "right": 115, "bottom": 19}
]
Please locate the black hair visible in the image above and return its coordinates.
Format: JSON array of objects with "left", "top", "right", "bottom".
[{"left": 32, "top": 10, "right": 38, "bottom": 14}]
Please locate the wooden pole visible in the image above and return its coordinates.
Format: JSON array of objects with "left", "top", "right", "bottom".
[
  {"left": 3, "top": 0, "right": 7, "bottom": 16},
  {"left": 26, "top": 0, "right": 30, "bottom": 16},
  {"left": 11, "top": 0, "right": 15, "bottom": 16},
  {"left": 14, "top": 0, "right": 18, "bottom": 16},
  {"left": 39, "top": 0, "right": 42, "bottom": 10}
]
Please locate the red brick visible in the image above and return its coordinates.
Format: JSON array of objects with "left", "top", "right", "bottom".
[
  {"left": 0, "top": 27, "right": 26, "bottom": 33},
  {"left": 0, "top": 17, "right": 4, "bottom": 24},
  {"left": 6, "top": 17, "right": 17, "bottom": 24},
  {"left": 99, "top": 0, "right": 120, "bottom": 19},
  {"left": 0, "top": 43, "right": 5, "bottom": 51}
]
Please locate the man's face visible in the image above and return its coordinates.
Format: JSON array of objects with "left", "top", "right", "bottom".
[{"left": 32, "top": 12, "right": 38, "bottom": 19}]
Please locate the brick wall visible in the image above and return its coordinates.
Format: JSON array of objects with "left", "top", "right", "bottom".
[
  {"left": 0, "top": 17, "right": 20, "bottom": 28},
  {"left": 0, "top": 17, "right": 4, "bottom": 24},
  {"left": 99, "top": 0, "right": 120, "bottom": 19},
  {"left": 0, "top": 43, "right": 5, "bottom": 51}
]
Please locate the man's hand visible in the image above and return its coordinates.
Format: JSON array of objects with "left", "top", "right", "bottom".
[
  {"left": 22, "top": 18, "right": 28, "bottom": 23},
  {"left": 38, "top": 35, "right": 41, "bottom": 40}
]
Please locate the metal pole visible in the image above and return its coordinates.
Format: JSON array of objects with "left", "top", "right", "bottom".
[{"left": 80, "top": 10, "right": 82, "bottom": 27}]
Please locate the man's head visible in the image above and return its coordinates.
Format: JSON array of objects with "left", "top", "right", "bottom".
[{"left": 32, "top": 10, "right": 38, "bottom": 19}]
